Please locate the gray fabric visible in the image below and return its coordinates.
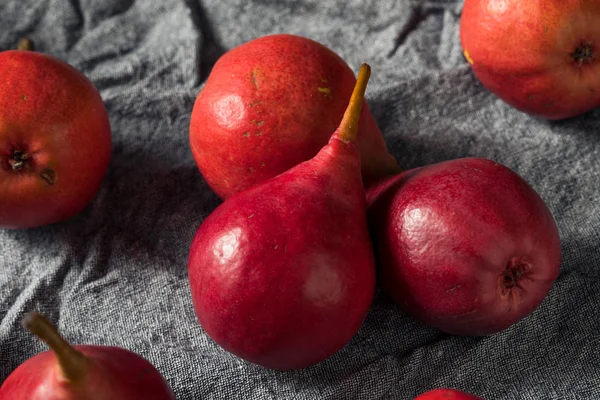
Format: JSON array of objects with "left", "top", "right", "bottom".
[{"left": 1, "top": 1, "right": 599, "bottom": 399}]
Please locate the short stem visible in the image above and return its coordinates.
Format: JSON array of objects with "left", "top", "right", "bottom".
[
  {"left": 572, "top": 41, "right": 593, "bottom": 65},
  {"left": 9, "top": 151, "right": 29, "bottom": 171},
  {"left": 22, "top": 312, "right": 90, "bottom": 383},
  {"left": 17, "top": 37, "right": 34, "bottom": 51},
  {"left": 337, "top": 63, "right": 371, "bottom": 143}
]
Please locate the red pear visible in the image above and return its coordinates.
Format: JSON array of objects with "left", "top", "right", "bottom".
[
  {"left": 367, "top": 158, "right": 561, "bottom": 336},
  {"left": 0, "top": 39, "right": 112, "bottom": 228},
  {"left": 188, "top": 64, "right": 376, "bottom": 370},
  {"left": 460, "top": 0, "right": 600, "bottom": 120},
  {"left": 414, "top": 388, "right": 484, "bottom": 400},
  {"left": 189, "top": 33, "right": 399, "bottom": 199},
  {"left": 0, "top": 312, "right": 175, "bottom": 399}
]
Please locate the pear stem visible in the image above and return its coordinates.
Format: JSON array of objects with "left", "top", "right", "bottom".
[
  {"left": 22, "top": 312, "right": 90, "bottom": 383},
  {"left": 337, "top": 63, "right": 371, "bottom": 143},
  {"left": 17, "top": 38, "right": 34, "bottom": 51}
]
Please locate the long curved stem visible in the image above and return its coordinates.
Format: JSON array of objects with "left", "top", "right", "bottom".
[
  {"left": 337, "top": 63, "right": 371, "bottom": 143},
  {"left": 22, "top": 312, "right": 90, "bottom": 383}
]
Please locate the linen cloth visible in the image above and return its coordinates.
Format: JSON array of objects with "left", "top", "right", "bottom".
[{"left": 1, "top": 1, "right": 599, "bottom": 399}]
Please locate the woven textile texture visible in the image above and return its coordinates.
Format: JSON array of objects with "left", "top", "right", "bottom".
[{"left": 1, "top": 1, "right": 599, "bottom": 399}]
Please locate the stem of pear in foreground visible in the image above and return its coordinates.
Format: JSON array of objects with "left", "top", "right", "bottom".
[
  {"left": 337, "top": 63, "right": 371, "bottom": 143},
  {"left": 22, "top": 311, "right": 90, "bottom": 383}
]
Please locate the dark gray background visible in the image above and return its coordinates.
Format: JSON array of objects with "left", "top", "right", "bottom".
[{"left": 1, "top": 1, "right": 599, "bottom": 399}]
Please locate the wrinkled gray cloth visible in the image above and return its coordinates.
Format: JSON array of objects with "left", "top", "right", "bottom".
[{"left": 1, "top": 1, "right": 599, "bottom": 399}]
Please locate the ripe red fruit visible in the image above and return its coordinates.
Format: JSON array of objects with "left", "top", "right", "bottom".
[
  {"left": 367, "top": 158, "right": 561, "bottom": 336},
  {"left": 189, "top": 33, "right": 399, "bottom": 199},
  {"left": 0, "top": 312, "right": 175, "bottom": 399},
  {"left": 0, "top": 45, "right": 111, "bottom": 228},
  {"left": 188, "top": 64, "right": 376, "bottom": 370},
  {"left": 414, "top": 388, "right": 484, "bottom": 400},
  {"left": 460, "top": 0, "right": 600, "bottom": 120}
]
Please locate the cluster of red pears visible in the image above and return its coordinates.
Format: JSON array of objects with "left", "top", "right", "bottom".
[
  {"left": 185, "top": 32, "right": 562, "bottom": 400},
  {"left": 3, "top": 0, "right": 597, "bottom": 396}
]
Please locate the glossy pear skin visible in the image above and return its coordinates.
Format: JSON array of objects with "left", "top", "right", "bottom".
[
  {"left": 367, "top": 158, "right": 561, "bottom": 336},
  {"left": 0, "top": 346, "right": 175, "bottom": 400},
  {"left": 189, "top": 34, "right": 398, "bottom": 199},
  {"left": 414, "top": 388, "right": 484, "bottom": 400},
  {"left": 0, "top": 50, "right": 111, "bottom": 228},
  {"left": 188, "top": 133, "right": 376, "bottom": 370},
  {"left": 460, "top": 0, "right": 600, "bottom": 119}
]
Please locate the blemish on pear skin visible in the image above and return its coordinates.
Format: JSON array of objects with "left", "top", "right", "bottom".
[
  {"left": 543, "top": 25, "right": 548, "bottom": 33},
  {"left": 243, "top": 132, "right": 250, "bottom": 137},
  {"left": 590, "top": 88, "right": 596, "bottom": 93},
  {"left": 544, "top": 102, "right": 555, "bottom": 108},
  {"left": 250, "top": 67, "right": 264, "bottom": 89},
  {"left": 255, "top": 131, "right": 263, "bottom": 136},
  {"left": 39, "top": 169, "right": 56, "bottom": 185},
  {"left": 446, "top": 284, "right": 461, "bottom": 292},
  {"left": 21, "top": 95, "right": 27, "bottom": 101},
  {"left": 248, "top": 101, "right": 261, "bottom": 107},
  {"left": 463, "top": 49, "right": 474, "bottom": 65},
  {"left": 527, "top": 94, "right": 535, "bottom": 100},
  {"left": 260, "top": 162, "right": 265, "bottom": 167},
  {"left": 318, "top": 87, "right": 332, "bottom": 97},
  {"left": 250, "top": 120, "right": 264, "bottom": 126},
  {"left": 248, "top": 213, "right": 255, "bottom": 219}
]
